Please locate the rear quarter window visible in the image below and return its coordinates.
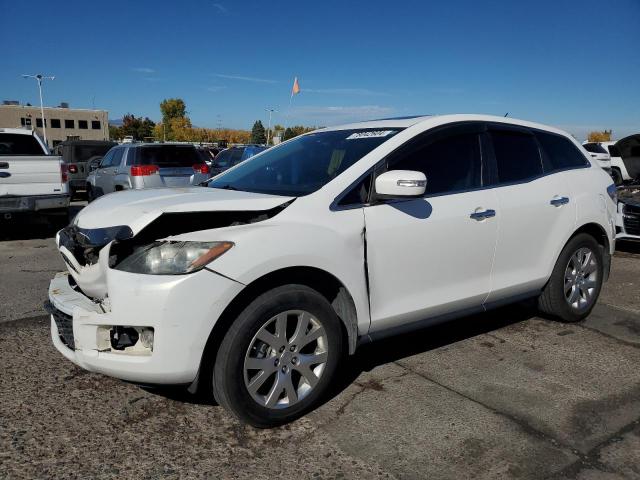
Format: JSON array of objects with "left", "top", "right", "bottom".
[{"left": 536, "top": 132, "right": 590, "bottom": 172}]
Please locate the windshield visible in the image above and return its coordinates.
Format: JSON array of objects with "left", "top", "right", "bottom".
[{"left": 209, "top": 128, "right": 402, "bottom": 196}]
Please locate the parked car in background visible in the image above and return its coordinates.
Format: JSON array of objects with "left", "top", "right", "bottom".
[
  {"left": 616, "top": 186, "right": 640, "bottom": 241},
  {"left": 48, "top": 114, "right": 615, "bottom": 427},
  {"left": 53, "top": 140, "right": 117, "bottom": 198},
  {"left": 601, "top": 136, "right": 640, "bottom": 185},
  {"left": 582, "top": 142, "right": 612, "bottom": 174},
  {"left": 0, "top": 128, "right": 69, "bottom": 224},
  {"left": 86, "top": 143, "right": 209, "bottom": 201},
  {"left": 211, "top": 145, "right": 267, "bottom": 175},
  {"left": 196, "top": 146, "right": 216, "bottom": 166}
]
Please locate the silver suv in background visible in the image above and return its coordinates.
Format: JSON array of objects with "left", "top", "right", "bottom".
[{"left": 86, "top": 143, "right": 210, "bottom": 201}]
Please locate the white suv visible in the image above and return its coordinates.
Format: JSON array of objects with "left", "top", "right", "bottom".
[{"left": 47, "top": 114, "right": 617, "bottom": 427}]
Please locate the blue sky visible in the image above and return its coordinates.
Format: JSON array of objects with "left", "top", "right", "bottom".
[{"left": 2, "top": 0, "right": 639, "bottom": 139}]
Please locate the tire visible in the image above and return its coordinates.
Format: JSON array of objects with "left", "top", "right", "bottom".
[
  {"left": 611, "top": 168, "right": 623, "bottom": 186},
  {"left": 213, "top": 285, "right": 343, "bottom": 427},
  {"left": 538, "top": 233, "right": 604, "bottom": 322}
]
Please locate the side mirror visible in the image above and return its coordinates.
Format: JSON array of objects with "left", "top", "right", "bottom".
[
  {"left": 90, "top": 159, "right": 102, "bottom": 171},
  {"left": 375, "top": 170, "right": 427, "bottom": 199}
]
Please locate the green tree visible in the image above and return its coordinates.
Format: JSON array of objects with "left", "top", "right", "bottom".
[
  {"left": 120, "top": 114, "right": 156, "bottom": 140},
  {"left": 251, "top": 120, "right": 267, "bottom": 144},
  {"left": 160, "top": 98, "right": 187, "bottom": 123},
  {"left": 108, "top": 124, "right": 122, "bottom": 141}
]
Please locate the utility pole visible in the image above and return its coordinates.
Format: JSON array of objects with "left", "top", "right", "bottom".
[
  {"left": 22, "top": 74, "right": 55, "bottom": 149},
  {"left": 265, "top": 108, "right": 277, "bottom": 145}
]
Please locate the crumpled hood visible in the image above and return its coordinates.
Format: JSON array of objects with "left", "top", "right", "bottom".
[{"left": 75, "top": 187, "right": 294, "bottom": 233}]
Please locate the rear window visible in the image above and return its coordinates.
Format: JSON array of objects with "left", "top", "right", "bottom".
[
  {"left": 583, "top": 143, "right": 607, "bottom": 154},
  {"left": 0, "top": 133, "right": 46, "bottom": 155},
  {"left": 490, "top": 130, "right": 542, "bottom": 183},
  {"left": 69, "top": 144, "right": 116, "bottom": 162},
  {"left": 133, "top": 145, "right": 200, "bottom": 167},
  {"left": 536, "top": 132, "right": 589, "bottom": 172}
]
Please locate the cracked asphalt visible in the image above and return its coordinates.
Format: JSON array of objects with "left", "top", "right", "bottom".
[{"left": 1, "top": 210, "right": 640, "bottom": 479}]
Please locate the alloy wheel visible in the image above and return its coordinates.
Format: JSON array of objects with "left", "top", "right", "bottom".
[
  {"left": 564, "top": 247, "right": 598, "bottom": 310},
  {"left": 243, "top": 310, "right": 328, "bottom": 409}
]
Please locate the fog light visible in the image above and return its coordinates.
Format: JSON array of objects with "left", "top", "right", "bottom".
[
  {"left": 139, "top": 328, "right": 154, "bottom": 351},
  {"left": 110, "top": 326, "right": 139, "bottom": 350}
]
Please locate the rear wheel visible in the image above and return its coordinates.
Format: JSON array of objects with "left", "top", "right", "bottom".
[
  {"left": 538, "top": 233, "right": 604, "bottom": 322},
  {"left": 212, "top": 285, "right": 343, "bottom": 427}
]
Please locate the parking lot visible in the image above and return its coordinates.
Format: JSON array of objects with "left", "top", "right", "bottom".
[{"left": 1, "top": 204, "right": 639, "bottom": 479}]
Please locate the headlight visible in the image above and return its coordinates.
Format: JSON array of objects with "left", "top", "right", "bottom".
[{"left": 114, "top": 241, "right": 233, "bottom": 275}]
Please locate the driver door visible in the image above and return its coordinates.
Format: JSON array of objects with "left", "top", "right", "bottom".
[{"left": 364, "top": 124, "right": 499, "bottom": 333}]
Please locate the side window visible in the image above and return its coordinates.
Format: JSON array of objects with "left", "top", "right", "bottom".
[
  {"left": 99, "top": 150, "right": 114, "bottom": 168},
  {"left": 109, "top": 148, "right": 124, "bottom": 167},
  {"left": 490, "top": 130, "right": 542, "bottom": 183},
  {"left": 536, "top": 131, "right": 589, "bottom": 172},
  {"left": 388, "top": 131, "right": 482, "bottom": 195},
  {"left": 608, "top": 145, "right": 621, "bottom": 157},
  {"left": 338, "top": 173, "right": 373, "bottom": 206}
]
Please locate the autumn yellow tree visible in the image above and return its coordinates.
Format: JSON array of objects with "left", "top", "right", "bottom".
[{"left": 587, "top": 130, "right": 612, "bottom": 142}]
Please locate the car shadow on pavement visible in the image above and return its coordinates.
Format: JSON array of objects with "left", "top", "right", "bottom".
[
  {"left": 326, "top": 302, "right": 536, "bottom": 402},
  {"left": 0, "top": 204, "right": 84, "bottom": 241},
  {"left": 144, "top": 301, "right": 536, "bottom": 415}
]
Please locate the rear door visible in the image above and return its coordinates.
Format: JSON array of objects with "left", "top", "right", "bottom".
[
  {"left": 484, "top": 126, "right": 576, "bottom": 304},
  {"left": 94, "top": 148, "right": 123, "bottom": 194},
  {"left": 364, "top": 123, "right": 499, "bottom": 332}
]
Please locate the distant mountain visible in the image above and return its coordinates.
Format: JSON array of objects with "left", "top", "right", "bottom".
[{"left": 109, "top": 119, "right": 123, "bottom": 126}]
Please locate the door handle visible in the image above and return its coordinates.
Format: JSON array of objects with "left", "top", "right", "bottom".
[
  {"left": 0, "top": 162, "right": 9, "bottom": 169},
  {"left": 0, "top": 172, "right": 10, "bottom": 178},
  {"left": 470, "top": 209, "right": 496, "bottom": 220},
  {"left": 550, "top": 196, "right": 569, "bottom": 207}
]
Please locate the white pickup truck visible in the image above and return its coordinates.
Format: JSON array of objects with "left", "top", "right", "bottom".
[{"left": 0, "top": 128, "right": 70, "bottom": 220}]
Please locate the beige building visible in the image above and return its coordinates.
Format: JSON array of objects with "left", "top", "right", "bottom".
[{"left": 0, "top": 102, "right": 109, "bottom": 148}]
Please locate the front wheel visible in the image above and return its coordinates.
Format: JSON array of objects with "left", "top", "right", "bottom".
[
  {"left": 212, "top": 285, "right": 343, "bottom": 427},
  {"left": 538, "top": 233, "right": 604, "bottom": 322}
]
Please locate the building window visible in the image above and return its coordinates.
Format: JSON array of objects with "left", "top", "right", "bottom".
[
  {"left": 36, "top": 118, "right": 47, "bottom": 128},
  {"left": 78, "top": 120, "right": 88, "bottom": 129},
  {"left": 91, "top": 120, "right": 101, "bottom": 130},
  {"left": 20, "top": 117, "right": 32, "bottom": 127},
  {"left": 65, "top": 119, "right": 75, "bottom": 129},
  {"left": 51, "top": 119, "right": 61, "bottom": 128}
]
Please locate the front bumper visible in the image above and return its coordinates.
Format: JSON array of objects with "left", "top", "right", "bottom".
[
  {"left": 0, "top": 194, "right": 70, "bottom": 213},
  {"left": 48, "top": 268, "right": 244, "bottom": 384}
]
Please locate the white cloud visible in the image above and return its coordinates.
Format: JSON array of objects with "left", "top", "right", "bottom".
[
  {"left": 213, "top": 73, "right": 278, "bottom": 84},
  {"left": 211, "top": 2, "right": 227, "bottom": 13},
  {"left": 132, "top": 67, "right": 155, "bottom": 74},
  {"left": 303, "top": 88, "right": 389, "bottom": 96}
]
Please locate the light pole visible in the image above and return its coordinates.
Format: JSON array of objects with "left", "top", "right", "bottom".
[
  {"left": 22, "top": 74, "right": 55, "bottom": 148},
  {"left": 265, "top": 108, "right": 277, "bottom": 145}
]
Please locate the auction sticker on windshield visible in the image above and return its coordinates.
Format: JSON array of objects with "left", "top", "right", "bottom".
[{"left": 346, "top": 130, "right": 396, "bottom": 140}]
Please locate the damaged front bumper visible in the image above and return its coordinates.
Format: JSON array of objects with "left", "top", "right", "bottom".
[{"left": 48, "top": 267, "right": 244, "bottom": 384}]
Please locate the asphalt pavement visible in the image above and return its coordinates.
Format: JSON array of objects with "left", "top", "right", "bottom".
[{"left": 1, "top": 207, "right": 640, "bottom": 479}]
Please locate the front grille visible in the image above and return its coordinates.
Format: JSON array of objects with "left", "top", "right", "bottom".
[
  {"left": 44, "top": 301, "right": 75, "bottom": 350},
  {"left": 623, "top": 204, "right": 640, "bottom": 236}
]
